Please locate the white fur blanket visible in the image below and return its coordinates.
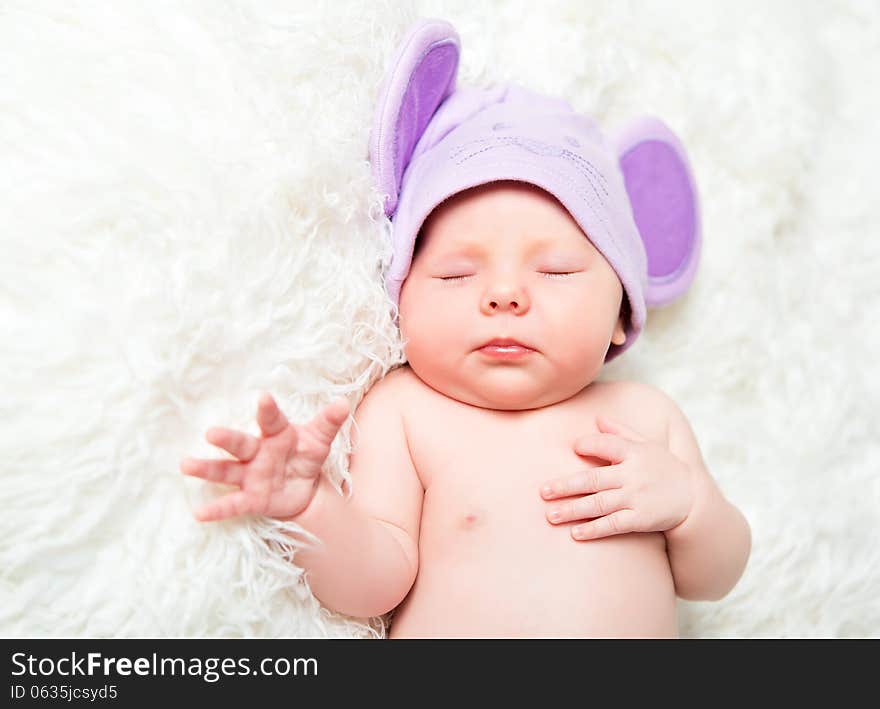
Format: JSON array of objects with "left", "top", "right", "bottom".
[{"left": 2, "top": 0, "right": 878, "bottom": 638}]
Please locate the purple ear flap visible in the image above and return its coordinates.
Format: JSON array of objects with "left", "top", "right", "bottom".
[
  {"left": 611, "top": 117, "right": 701, "bottom": 308},
  {"left": 368, "top": 19, "right": 461, "bottom": 218}
]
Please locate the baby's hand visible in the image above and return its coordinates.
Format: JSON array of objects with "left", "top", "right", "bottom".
[
  {"left": 539, "top": 416, "right": 695, "bottom": 541},
  {"left": 180, "top": 393, "right": 350, "bottom": 522}
]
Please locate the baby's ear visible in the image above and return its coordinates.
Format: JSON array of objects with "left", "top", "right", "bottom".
[
  {"left": 609, "top": 117, "right": 701, "bottom": 308},
  {"left": 612, "top": 299, "right": 628, "bottom": 346},
  {"left": 611, "top": 318, "right": 627, "bottom": 346},
  {"left": 367, "top": 18, "right": 460, "bottom": 218}
]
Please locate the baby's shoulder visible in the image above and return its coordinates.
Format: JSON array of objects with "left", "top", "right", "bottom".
[
  {"left": 360, "top": 364, "right": 405, "bottom": 396},
  {"left": 596, "top": 378, "right": 674, "bottom": 406},
  {"left": 378, "top": 363, "right": 418, "bottom": 395},
  {"left": 590, "top": 379, "right": 676, "bottom": 445},
  {"left": 348, "top": 366, "right": 416, "bottom": 455},
  {"left": 358, "top": 364, "right": 418, "bottom": 413}
]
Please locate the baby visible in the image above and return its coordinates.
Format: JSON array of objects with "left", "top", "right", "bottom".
[{"left": 179, "top": 19, "right": 751, "bottom": 637}]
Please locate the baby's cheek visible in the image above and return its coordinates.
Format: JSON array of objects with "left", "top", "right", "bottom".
[
  {"left": 400, "top": 298, "right": 465, "bottom": 365},
  {"left": 545, "top": 324, "right": 607, "bottom": 383}
]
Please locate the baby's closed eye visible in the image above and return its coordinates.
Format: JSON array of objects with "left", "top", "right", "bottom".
[{"left": 437, "top": 271, "right": 581, "bottom": 282}]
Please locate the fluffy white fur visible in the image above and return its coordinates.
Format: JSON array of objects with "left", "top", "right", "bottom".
[{"left": 1, "top": 0, "right": 877, "bottom": 638}]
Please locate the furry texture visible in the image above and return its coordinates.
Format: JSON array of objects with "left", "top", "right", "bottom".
[{"left": 1, "top": 0, "right": 877, "bottom": 638}]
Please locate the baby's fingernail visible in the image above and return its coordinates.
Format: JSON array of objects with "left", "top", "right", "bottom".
[{"left": 541, "top": 485, "right": 553, "bottom": 497}]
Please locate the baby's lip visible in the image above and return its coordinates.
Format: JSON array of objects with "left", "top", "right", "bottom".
[{"left": 478, "top": 337, "right": 535, "bottom": 350}]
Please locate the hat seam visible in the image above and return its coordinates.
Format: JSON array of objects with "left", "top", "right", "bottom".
[
  {"left": 452, "top": 144, "right": 616, "bottom": 236},
  {"left": 451, "top": 135, "right": 612, "bottom": 198}
]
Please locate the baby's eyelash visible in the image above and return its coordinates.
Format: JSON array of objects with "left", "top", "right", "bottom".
[{"left": 439, "top": 272, "right": 577, "bottom": 282}]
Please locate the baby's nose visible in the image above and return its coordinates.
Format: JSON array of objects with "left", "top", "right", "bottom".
[
  {"left": 490, "top": 297, "right": 519, "bottom": 309},
  {"left": 483, "top": 285, "right": 529, "bottom": 313}
]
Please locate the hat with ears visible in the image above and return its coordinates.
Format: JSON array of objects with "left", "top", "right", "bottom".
[{"left": 368, "top": 18, "right": 700, "bottom": 362}]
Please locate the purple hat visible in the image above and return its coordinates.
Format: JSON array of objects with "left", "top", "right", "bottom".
[{"left": 368, "top": 18, "right": 700, "bottom": 362}]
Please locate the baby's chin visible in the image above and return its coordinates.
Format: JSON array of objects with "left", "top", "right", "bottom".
[{"left": 429, "top": 369, "right": 592, "bottom": 412}]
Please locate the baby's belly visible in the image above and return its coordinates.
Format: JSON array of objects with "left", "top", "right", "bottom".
[{"left": 389, "top": 481, "right": 679, "bottom": 638}]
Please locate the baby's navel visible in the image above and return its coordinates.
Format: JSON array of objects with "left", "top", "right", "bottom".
[{"left": 459, "top": 509, "right": 484, "bottom": 530}]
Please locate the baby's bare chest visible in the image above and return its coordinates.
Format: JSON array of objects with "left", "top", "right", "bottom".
[
  {"left": 417, "top": 414, "right": 597, "bottom": 537},
  {"left": 403, "top": 380, "right": 667, "bottom": 532}
]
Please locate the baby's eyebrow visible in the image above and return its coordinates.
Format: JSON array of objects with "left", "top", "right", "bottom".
[{"left": 441, "top": 237, "right": 569, "bottom": 257}]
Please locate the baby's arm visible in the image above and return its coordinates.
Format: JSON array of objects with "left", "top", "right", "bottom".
[
  {"left": 662, "top": 399, "right": 751, "bottom": 601},
  {"left": 292, "top": 371, "right": 423, "bottom": 618}
]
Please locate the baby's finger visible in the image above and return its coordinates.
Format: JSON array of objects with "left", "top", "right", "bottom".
[
  {"left": 180, "top": 457, "right": 245, "bottom": 486},
  {"left": 540, "top": 465, "right": 620, "bottom": 499},
  {"left": 571, "top": 510, "right": 638, "bottom": 541},
  {"left": 193, "top": 491, "right": 251, "bottom": 522},
  {"left": 205, "top": 427, "right": 261, "bottom": 462},
  {"left": 256, "top": 392, "right": 289, "bottom": 437},
  {"left": 595, "top": 415, "right": 650, "bottom": 443},
  {"left": 546, "top": 489, "right": 628, "bottom": 525},
  {"left": 305, "top": 397, "right": 351, "bottom": 447},
  {"left": 573, "top": 432, "right": 629, "bottom": 465}
]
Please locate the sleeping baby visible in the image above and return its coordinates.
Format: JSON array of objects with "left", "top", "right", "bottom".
[{"left": 179, "top": 19, "right": 750, "bottom": 637}]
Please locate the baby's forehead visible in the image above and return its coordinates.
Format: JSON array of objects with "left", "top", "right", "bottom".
[
  {"left": 416, "top": 216, "right": 594, "bottom": 258},
  {"left": 428, "top": 180, "right": 568, "bottom": 223},
  {"left": 418, "top": 181, "right": 591, "bottom": 248}
]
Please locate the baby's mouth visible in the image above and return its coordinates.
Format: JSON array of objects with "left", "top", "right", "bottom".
[
  {"left": 476, "top": 337, "right": 536, "bottom": 350},
  {"left": 476, "top": 344, "right": 535, "bottom": 360}
]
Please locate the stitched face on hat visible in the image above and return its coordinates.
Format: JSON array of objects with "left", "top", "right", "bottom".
[{"left": 399, "top": 180, "right": 626, "bottom": 411}]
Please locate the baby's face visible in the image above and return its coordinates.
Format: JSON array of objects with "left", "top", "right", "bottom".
[{"left": 398, "top": 180, "right": 626, "bottom": 411}]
